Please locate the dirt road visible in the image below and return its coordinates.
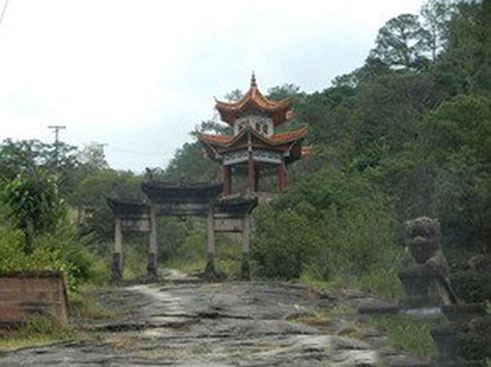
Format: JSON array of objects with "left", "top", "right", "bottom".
[{"left": 0, "top": 271, "right": 423, "bottom": 366}]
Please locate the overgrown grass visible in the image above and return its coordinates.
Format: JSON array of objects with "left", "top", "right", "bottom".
[
  {"left": 366, "top": 315, "right": 435, "bottom": 358},
  {"left": 164, "top": 232, "right": 244, "bottom": 279},
  {"left": 0, "top": 286, "right": 118, "bottom": 351},
  {"left": 70, "top": 291, "right": 118, "bottom": 320},
  {"left": 290, "top": 310, "right": 332, "bottom": 327},
  {"left": 164, "top": 258, "right": 205, "bottom": 274},
  {"left": 352, "top": 266, "right": 403, "bottom": 300},
  {"left": 0, "top": 315, "right": 74, "bottom": 350},
  {"left": 300, "top": 265, "right": 403, "bottom": 302}
]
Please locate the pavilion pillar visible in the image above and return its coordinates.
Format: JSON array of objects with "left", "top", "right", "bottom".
[
  {"left": 217, "top": 165, "right": 224, "bottom": 183},
  {"left": 112, "top": 216, "right": 123, "bottom": 282},
  {"left": 205, "top": 204, "right": 216, "bottom": 278},
  {"left": 277, "top": 159, "right": 287, "bottom": 191},
  {"left": 254, "top": 165, "right": 259, "bottom": 192},
  {"left": 241, "top": 213, "right": 251, "bottom": 280},
  {"left": 223, "top": 166, "right": 232, "bottom": 196},
  {"left": 147, "top": 205, "right": 158, "bottom": 280}
]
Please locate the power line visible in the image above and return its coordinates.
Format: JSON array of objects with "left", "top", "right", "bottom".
[
  {"left": 0, "top": 0, "right": 10, "bottom": 29},
  {"left": 105, "top": 144, "right": 174, "bottom": 157}
]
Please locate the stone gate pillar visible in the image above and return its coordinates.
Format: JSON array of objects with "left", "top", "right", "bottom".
[
  {"left": 112, "top": 216, "right": 123, "bottom": 282},
  {"left": 147, "top": 205, "right": 158, "bottom": 279},
  {"left": 241, "top": 213, "right": 251, "bottom": 280},
  {"left": 205, "top": 204, "right": 216, "bottom": 277}
]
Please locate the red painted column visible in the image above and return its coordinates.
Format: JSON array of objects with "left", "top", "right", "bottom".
[{"left": 277, "top": 159, "right": 287, "bottom": 191}]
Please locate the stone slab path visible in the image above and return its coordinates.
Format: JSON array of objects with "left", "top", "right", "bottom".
[{"left": 0, "top": 272, "right": 426, "bottom": 366}]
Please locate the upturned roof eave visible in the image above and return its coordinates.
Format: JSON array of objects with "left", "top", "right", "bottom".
[{"left": 197, "top": 126, "right": 307, "bottom": 150}]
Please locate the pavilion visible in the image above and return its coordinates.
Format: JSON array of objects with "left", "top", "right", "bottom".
[{"left": 197, "top": 74, "right": 308, "bottom": 195}]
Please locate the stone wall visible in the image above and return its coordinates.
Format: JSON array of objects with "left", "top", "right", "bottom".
[{"left": 0, "top": 271, "right": 69, "bottom": 326}]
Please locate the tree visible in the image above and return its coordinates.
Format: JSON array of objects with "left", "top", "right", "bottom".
[
  {"left": 368, "top": 14, "right": 431, "bottom": 70},
  {"left": 267, "top": 83, "right": 301, "bottom": 101},
  {"left": 163, "top": 142, "right": 219, "bottom": 183},
  {"left": 436, "top": 1, "right": 489, "bottom": 93},
  {"left": 1, "top": 169, "right": 66, "bottom": 251},
  {"left": 0, "top": 139, "right": 80, "bottom": 199},
  {"left": 224, "top": 89, "right": 243, "bottom": 102},
  {"left": 420, "top": 0, "right": 456, "bottom": 59},
  {"left": 78, "top": 142, "right": 109, "bottom": 173},
  {"left": 193, "top": 119, "right": 232, "bottom": 135}
]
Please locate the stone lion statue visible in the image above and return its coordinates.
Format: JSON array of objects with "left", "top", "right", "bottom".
[{"left": 399, "top": 217, "right": 458, "bottom": 307}]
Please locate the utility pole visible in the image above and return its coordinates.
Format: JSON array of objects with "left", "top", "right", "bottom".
[
  {"left": 48, "top": 125, "right": 66, "bottom": 144},
  {"left": 48, "top": 125, "right": 66, "bottom": 169}
]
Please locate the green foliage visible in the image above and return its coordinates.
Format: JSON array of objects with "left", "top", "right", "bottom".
[
  {"left": 455, "top": 317, "right": 491, "bottom": 361},
  {"left": 0, "top": 139, "right": 81, "bottom": 200},
  {"left": 1, "top": 169, "right": 66, "bottom": 249},
  {"left": 163, "top": 142, "right": 219, "bottom": 183},
  {"left": 69, "top": 291, "right": 118, "bottom": 320},
  {"left": 252, "top": 204, "right": 322, "bottom": 280},
  {"left": 77, "top": 142, "right": 109, "bottom": 173},
  {"left": 368, "top": 13, "right": 431, "bottom": 70},
  {"left": 267, "top": 83, "right": 301, "bottom": 101},
  {"left": 422, "top": 95, "right": 491, "bottom": 247},
  {"left": 74, "top": 169, "right": 143, "bottom": 241},
  {"left": 0, "top": 314, "right": 74, "bottom": 350},
  {"left": 451, "top": 270, "right": 491, "bottom": 303},
  {"left": 0, "top": 221, "right": 109, "bottom": 293},
  {"left": 261, "top": 170, "right": 403, "bottom": 298},
  {"left": 420, "top": 0, "right": 456, "bottom": 59},
  {"left": 0, "top": 226, "right": 27, "bottom": 270}
]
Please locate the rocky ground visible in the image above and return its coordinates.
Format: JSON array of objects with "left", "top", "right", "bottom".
[{"left": 0, "top": 270, "right": 428, "bottom": 367}]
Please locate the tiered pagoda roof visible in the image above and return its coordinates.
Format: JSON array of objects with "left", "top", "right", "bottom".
[
  {"left": 197, "top": 127, "right": 307, "bottom": 149},
  {"left": 197, "top": 125, "right": 307, "bottom": 165},
  {"left": 197, "top": 74, "right": 308, "bottom": 168},
  {"left": 215, "top": 74, "right": 291, "bottom": 127}
]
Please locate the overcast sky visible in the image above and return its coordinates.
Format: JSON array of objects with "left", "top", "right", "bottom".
[{"left": 0, "top": 0, "right": 425, "bottom": 172}]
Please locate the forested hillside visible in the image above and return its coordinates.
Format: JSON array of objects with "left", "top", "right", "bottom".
[
  {"left": 0, "top": 0, "right": 489, "bottom": 302},
  {"left": 157, "top": 0, "right": 491, "bottom": 300}
]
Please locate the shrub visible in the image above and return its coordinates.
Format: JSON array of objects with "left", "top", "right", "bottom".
[
  {"left": 0, "top": 221, "right": 109, "bottom": 292},
  {"left": 451, "top": 270, "right": 491, "bottom": 303},
  {"left": 1, "top": 169, "right": 65, "bottom": 249},
  {"left": 252, "top": 205, "right": 322, "bottom": 280},
  {"left": 0, "top": 226, "right": 27, "bottom": 270}
]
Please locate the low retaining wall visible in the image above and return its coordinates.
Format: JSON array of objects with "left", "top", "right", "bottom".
[{"left": 0, "top": 271, "right": 69, "bottom": 326}]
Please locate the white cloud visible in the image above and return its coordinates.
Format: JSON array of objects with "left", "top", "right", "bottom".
[{"left": 0, "top": 0, "right": 424, "bottom": 171}]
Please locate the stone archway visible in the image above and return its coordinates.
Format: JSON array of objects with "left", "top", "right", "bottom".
[{"left": 107, "top": 181, "right": 257, "bottom": 282}]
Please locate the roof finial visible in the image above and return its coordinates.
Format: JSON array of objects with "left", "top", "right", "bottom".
[{"left": 251, "top": 71, "right": 257, "bottom": 87}]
